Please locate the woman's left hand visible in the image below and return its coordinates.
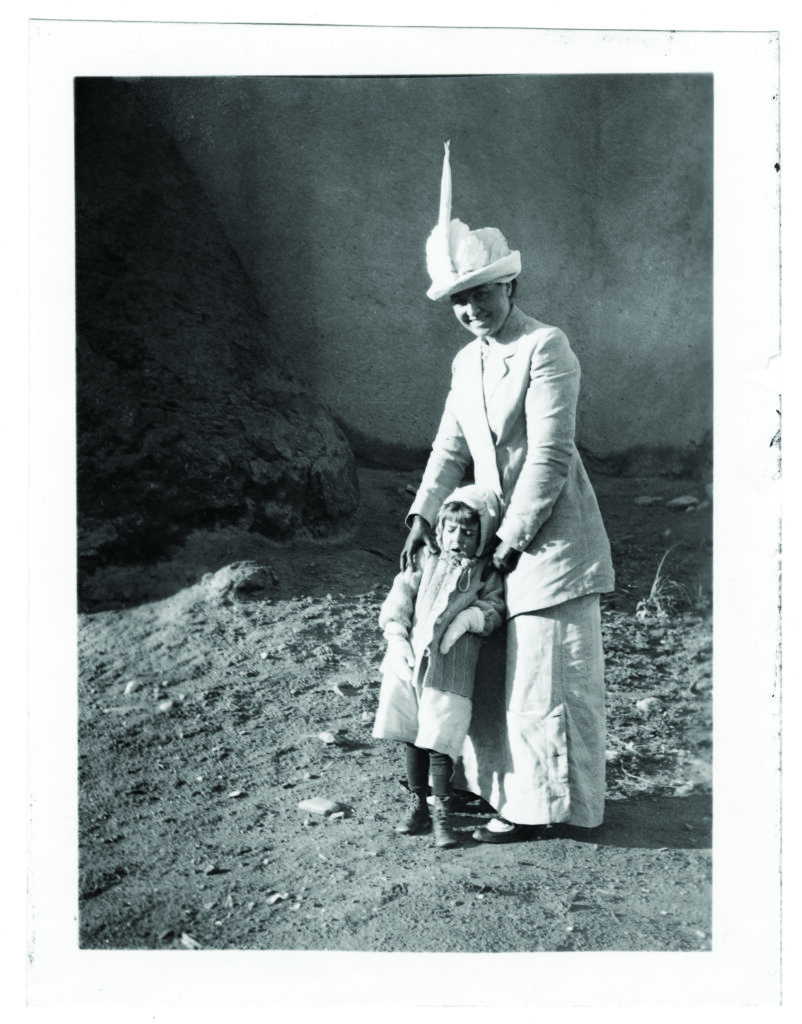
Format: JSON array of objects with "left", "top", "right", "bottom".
[{"left": 492, "top": 541, "right": 520, "bottom": 574}]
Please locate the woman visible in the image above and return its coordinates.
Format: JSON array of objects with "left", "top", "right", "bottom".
[{"left": 402, "top": 143, "right": 615, "bottom": 843}]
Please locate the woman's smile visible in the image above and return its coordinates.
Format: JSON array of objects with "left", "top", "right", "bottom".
[{"left": 450, "top": 282, "right": 512, "bottom": 337}]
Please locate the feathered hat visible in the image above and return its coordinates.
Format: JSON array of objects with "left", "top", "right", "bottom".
[{"left": 425, "top": 141, "right": 521, "bottom": 301}]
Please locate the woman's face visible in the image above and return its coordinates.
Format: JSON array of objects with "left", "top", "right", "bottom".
[
  {"left": 440, "top": 514, "right": 480, "bottom": 558},
  {"left": 450, "top": 281, "right": 512, "bottom": 338}
]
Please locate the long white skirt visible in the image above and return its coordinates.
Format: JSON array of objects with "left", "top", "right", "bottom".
[
  {"left": 372, "top": 663, "right": 473, "bottom": 763},
  {"left": 454, "top": 593, "right": 606, "bottom": 828}
]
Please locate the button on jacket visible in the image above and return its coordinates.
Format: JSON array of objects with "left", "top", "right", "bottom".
[{"left": 409, "top": 306, "right": 615, "bottom": 616}]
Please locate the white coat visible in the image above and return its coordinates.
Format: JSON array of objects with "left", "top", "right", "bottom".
[{"left": 408, "top": 305, "right": 613, "bottom": 826}]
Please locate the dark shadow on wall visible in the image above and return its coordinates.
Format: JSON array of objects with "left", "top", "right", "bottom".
[{"left": 75, "top": 77, "right": 359, "bottom": 588}]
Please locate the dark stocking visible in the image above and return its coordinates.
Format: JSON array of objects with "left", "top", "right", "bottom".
[
  {"left": 428, "top": 750, "right": 454, "bottom": 798},
  {"left": 404, "top": 743, "right": 430, "bottom": 796}
]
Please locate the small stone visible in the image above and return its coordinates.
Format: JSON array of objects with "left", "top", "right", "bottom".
[
  {"left": 123, "top": 679, "right": 140, "bottom": 695},
  {"left": 157, "top": 699, "right": 174, "bottom": 713},
  {"left": 318, "top": 731, "right": 337, "bottom": 744},
  {"left": 203, "top": 863, "right": 228, "bottom": 875},
  {"left": 331, "top": 681, "right": 358, "bottom": 697},
  {"left": 633, "top": 495, "right": 662, "bottom": 506},
  {"left": 297, "top": 796, "right": 345, "bottom": 816},
  {"left": 266, "top": 892, "right": 288, "bottom": 905},
  {"left": 666, "top": 495, "right": 699, "bottom": 511},
  {"left": 228, "top": 790, "right": 245, "bottom": 799},
  {"left": 636, "top": 697, "right": 664, "bottom": 714},
  {"left": 180, "top": 932, "right": 202, "bottom": 950}
]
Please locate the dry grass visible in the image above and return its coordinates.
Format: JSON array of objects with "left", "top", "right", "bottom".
[{"left": 635, "top": 547, "right": 691, "bottom": 623}]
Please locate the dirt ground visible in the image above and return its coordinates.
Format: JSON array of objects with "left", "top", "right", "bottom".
[{"left": 76, "top": 466, "right": 713, "bottom": 952}]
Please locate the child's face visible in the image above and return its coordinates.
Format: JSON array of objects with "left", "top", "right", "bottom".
[{"left": 440, "top": 514, "right": 480, "bottom": 558}]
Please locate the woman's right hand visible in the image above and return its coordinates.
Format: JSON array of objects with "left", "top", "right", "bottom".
[
  {"left": 400, "top": 515, "right": 439, "bottom": 572},
  {"left": 491, "top": 540, "right": 521, "bottom": 574}
]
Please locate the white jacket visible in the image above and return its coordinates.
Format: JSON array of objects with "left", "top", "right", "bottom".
[{"left": 409, "top": 306, "right": 614, "bottom": 615}]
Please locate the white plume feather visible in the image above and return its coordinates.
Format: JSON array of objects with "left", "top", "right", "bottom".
[
  {"left": 426, "top": 141, "right": 462, "bottom": 284},
  {"left": 437, "top": 139, "right": 452, "bottom": 228}
]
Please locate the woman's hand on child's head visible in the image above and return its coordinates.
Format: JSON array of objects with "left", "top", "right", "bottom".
[
  {"left": 440, "top": 607, "right": 485, "bottom": 654},
  {"left": 401, "top": 516, "right": 439, "bottom": 572}
]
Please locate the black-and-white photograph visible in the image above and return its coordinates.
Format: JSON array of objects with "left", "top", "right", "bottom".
[
  {"left": 72, "top": 69, "right": 716, "bottom": 953},
  {"left": 23, "top": 12, "right": 784, "bottom": 1013}
]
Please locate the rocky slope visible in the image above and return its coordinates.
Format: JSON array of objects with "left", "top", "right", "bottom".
[{"left": 75, "top": 78, "right": 358, "bottom": 594}]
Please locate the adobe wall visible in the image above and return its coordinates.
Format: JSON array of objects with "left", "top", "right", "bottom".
[{"left": 133, "top": 74, "right": 713, "bottom": 471}]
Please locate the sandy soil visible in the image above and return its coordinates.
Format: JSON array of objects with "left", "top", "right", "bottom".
[{"left": 77, "top": 466, "right": 713, "bottom": 952}]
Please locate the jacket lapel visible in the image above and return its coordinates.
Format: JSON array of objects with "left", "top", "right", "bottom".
[
  {"left": 462, "top": 341, "right": 503, "bottom": 495},
  {"left": 485, "top": 339, "right": 518, "bottom": 400}
]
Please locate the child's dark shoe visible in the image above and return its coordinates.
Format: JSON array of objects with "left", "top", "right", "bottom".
[
  {"left": 431, "top": 796, "right": 459, "bottom": 848},
  {"left": 395, "top": 792, "right": 431, "bottom": 834}
]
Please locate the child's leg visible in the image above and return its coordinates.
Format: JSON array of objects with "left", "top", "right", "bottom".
[
  {"left": 428, "top": 749, "right": 458, "bottom": 848},
  {"left": 396, "top": 744, "right": 431, "bottom": 835},
  {"left": 405, "top": 743, "right": 430, "bottom": 795},
  {"left": 428, "top": 750, "right": 454, "bottom": 798}
]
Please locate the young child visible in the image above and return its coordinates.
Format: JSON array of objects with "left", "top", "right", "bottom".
[{"left": 372, "top": 484, "right": 505, "bottom": 848}]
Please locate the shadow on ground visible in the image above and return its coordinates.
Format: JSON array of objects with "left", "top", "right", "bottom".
[
  {"left": 587, "top": 793, "right": 711, "bottom": 850},
  {"left": 429, "top": 790, "right": 711, "bottom": 853}
]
